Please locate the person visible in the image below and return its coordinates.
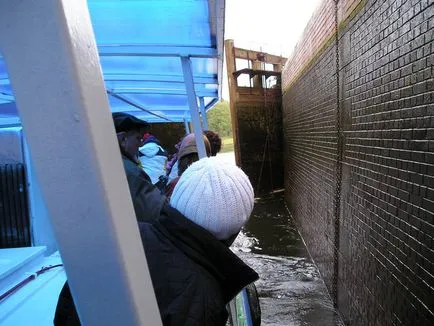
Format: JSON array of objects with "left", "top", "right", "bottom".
[
  {"left": 165, "top": 133, "right": 211, "bottom": 199},
  {"left": 111, "top": 112, "right": 166, "bottom": 223},
  {"left": 143, "top": 157, "right": 258, "bottom": 325},
  {"left": 167, "top": 130, "right": 221, "bottom": 184},
  {"left": 138, "top": 134, "right": 168, "bottom": 186},
  {"left": 203, "top": 130, "right": 222, "bottom": 156},
  {"left": 54, "top": 157, "right": 259, "bottom": 326},
  {"left": 54, "top": 113, "right": 167, "bottom": 326},
  {"left": 165, "top": 138, "right": 182, "bottom": 184}
]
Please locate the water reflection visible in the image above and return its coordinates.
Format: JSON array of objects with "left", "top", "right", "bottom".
[{"left": 232, "top": 194, "right": 343, "bottom": 326}]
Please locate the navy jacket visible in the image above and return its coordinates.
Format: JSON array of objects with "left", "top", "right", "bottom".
[
  {"left": 54, "top": 205, "right": 258, "bottom": 326},
  {"left": 141, "top": 206, "right": 259, "bottom": 325}
]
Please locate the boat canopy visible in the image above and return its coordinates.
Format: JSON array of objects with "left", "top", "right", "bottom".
[
  {"left": 0, "top": 0, "right": 225, "bottom": 126},
  {"left": 0, "top": 1, "right": 226, "bottom": 324}
]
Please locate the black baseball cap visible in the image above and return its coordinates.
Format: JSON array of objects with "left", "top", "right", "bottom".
[{"left": 112, "top": 112, "right": 150, "bottom": 133}]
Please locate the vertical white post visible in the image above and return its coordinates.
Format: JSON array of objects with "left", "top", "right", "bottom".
[
  {"left": 0, "top": 1, "right": 161, "bottom": 325},
  {"left": 199, "top": 97, "right": 209, "bottom": 130},
  {"left": 181, "top": 56, "right": 207, "bottom": 159},
  {"left": 184, "top": 118, "right": 191, "bottom": 134}
]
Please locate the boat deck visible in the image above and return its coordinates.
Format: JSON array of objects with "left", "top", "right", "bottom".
[{"left": 0, "top": 248, "right": 65, "bottom": 326}]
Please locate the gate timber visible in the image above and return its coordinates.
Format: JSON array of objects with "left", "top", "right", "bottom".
[{"left": 225, "top": 40, "right": 286, "bottom": 195}]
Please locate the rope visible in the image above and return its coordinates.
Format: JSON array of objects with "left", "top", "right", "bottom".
[
  {"left": 255, "top": 64, "right": 267, "bottom": 194},
  {"left": 266, "top": 89, "right": 275, "bottom": 191},
  {"left": 263, "top": 61, "right": 274, "bottom": 191},
  {"left": 0, "top": 264, "right": 63, "bottom": 302},
  {"left": 256, "top": 59, "right": 275, "bottom": 195},
  {"left": 256, "top": 132, "right": 269, "bottom": 194}
]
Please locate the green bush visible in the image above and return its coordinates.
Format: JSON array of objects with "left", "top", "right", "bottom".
[{"left": 206, "top": 100, "right": 233, "bottom": 138}]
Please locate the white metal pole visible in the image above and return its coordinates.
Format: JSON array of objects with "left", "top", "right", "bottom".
[
  {"left": 180, "top": 56, "right": 207, "bottom": 159},
  {"left": 184, "top": 118, "right": 191, "bottom": 134},
  {"left": 0, "top": 1, "right": 161, "bottom": 325},
  {"left": 199, "top": 97, "right": 209, "bottom": 130}
]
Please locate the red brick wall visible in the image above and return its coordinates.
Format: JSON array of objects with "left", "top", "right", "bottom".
[
  {"left": 283, "top": 0, "right": 364, "bottom": 89},
  {"left": 282, "top": 0, "right": 434, "bottom": 324}
]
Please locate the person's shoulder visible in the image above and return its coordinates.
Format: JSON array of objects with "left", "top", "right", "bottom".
[
  {"left": 122, "top": 156, "right": 153, "bottom": 183},
  {"left": 122, "top": 155, "right": 141, "bottom": 174},
  {"left": 138, "top": 220, "right": 172, "bottom": 252},
  {"left": 138, "top": 221, "right": 152, "bottom": 231},
  {"left": 138, "top": 222, "right": 158, "bottom": 240}
]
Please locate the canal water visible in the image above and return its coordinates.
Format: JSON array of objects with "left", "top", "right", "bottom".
[
  {"left": 218, "top": 151, "right": 343, "bottom": 325},
  {"left": 232, "top": 194, "right": 344, "bottom": 326}
]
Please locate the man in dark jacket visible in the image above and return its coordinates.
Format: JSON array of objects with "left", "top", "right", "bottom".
[
  {"left": 54, "top": 113, "right": 166, "bottom": 325},
  {"left": 54, "top": 156, "right": 258, "bottom": 325},
  {"left": 112, "top": 112, "right": 166, "bottom": 222}
]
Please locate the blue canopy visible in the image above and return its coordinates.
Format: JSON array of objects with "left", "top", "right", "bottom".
[{"left": 0, "top": 0, "right": 225, "bottom": 125}]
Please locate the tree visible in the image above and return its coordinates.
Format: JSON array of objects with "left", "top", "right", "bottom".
[{"left": 206, "top": 100, "right": 232, "bottom": 137}]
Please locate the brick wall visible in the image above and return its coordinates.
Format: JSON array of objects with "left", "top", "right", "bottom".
[
  {"left": 282, "top": 0, "right": 434, "bottom": 324},
  {"left": 283, "top": 43, "right": 338, "bottom": 293},
  {"left": 282, "top": 0, "right": 362, "bottom": 89}
]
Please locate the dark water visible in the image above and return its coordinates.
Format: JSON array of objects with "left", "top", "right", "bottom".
[{"left": 232, "top": 194, "right": 344, "bottom": 326}]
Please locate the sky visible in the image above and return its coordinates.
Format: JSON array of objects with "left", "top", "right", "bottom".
[{"left": 222, "top": 0, "right": 322, "bottom": 100}]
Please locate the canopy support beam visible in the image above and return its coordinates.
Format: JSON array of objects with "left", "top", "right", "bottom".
[
  {"left": 181, "top": 56, "right": 207, "bottom": 159},
  {"left": 109, "top": 88, "right": 216, "bottom": 97},
  {"left": 107, "top": 90, "right": 171, "bottom": 122},
  {"left": 199, "top": 97, "right": 209, "bottom": 130},
  {"left": 98, "top": 45, "right": 218, "bottom": 58},
  {"left": 0, "top": 1, "right": 161, "bottom": 325},
  {"left": 184, "top": 118, "right": 191, "bottom": 134},
  {"left": 103, "top": 74, "right": 217, "bottom": 84}
]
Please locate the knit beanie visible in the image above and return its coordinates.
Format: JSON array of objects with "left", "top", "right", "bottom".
[
  {"left": 170, "top": 156, "right": 254, "bottom": 240},
  {"left": 178, "top": 133, "right": 211, "bottom": 159}
]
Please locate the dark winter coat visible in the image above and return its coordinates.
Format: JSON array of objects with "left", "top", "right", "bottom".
[
  {"left": 122, "top": 155, "right": 166, "bottom": 222},
  {"left": 54, "top": 205, "right": 258, "bottom": 326},
  {"left": 141, "top": 205, "right": 259, "bottom": 325}
]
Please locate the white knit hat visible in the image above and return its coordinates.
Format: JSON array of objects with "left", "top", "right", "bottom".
[{"left": 170, "top": 156, "right": 254, "bottom": 240}]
